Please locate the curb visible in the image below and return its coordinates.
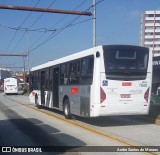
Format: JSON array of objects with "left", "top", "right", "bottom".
[
  {"left": 155, "top": 118, "right": 160, "bottom": 125},
  {"left": 138, "top": 115, "right": 160, "bottom": 125}
]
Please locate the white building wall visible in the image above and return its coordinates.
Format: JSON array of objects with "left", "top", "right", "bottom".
[{"left": 141, "top": 11, "right": 160, "bottom": 57}]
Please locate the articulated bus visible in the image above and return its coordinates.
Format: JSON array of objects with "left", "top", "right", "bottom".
[
  {"left": 4, "top": 77, "right": 25, "bottom": 95},
  {"left": 29, "top": 45, "right": 152, "bottom": 119}
]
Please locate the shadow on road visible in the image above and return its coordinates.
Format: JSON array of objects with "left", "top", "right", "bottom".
[
  {"left": 73, "top": 115, "right": 155, "bottom": 127},
  {"left": 38, "top": 106, "right": 156, "bottom": 127},
  {"left": 0, "top": 103, "right": 86, "bottom": 154}
]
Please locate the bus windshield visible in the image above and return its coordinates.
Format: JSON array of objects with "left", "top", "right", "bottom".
[{"left": 103, "top": 46, "right": 149, "bottom": 80}]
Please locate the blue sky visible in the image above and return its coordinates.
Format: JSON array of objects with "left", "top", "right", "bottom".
[{"left": 0, "top": 0, "right": 160, "bottom": 71}]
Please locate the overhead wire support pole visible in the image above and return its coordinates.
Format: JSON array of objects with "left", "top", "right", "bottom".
[
  {"left": 0, "top": 4, "right": 92, "bottom": 16},
  {"left": 25, "top": 29, "right": 30, "bottom": 74},
  {"left": 93, "top": 0, "right": 96, "bottom": 47}
]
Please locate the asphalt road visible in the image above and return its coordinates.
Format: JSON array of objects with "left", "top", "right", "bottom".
[{"left": 0, "top": 93, "right": 160, "bottom": 155}]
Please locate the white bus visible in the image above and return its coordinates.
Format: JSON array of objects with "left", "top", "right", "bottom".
[
  {"left": 29, "top": 45, "right": 152, "bottom": 119},
  {"left": 4, "top": 77, "right": 25, "bottom": 95}
]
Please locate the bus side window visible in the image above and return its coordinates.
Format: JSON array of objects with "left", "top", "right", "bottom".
[
  {"left": 32, "top": 72, "right": 35, "bottom": 89},
  {"left": 80, "top": 56, "right": 94, "bottom": 85},
  {"left": 37, "top": 71, "right": 40, "bottom": 89},
  {"left": 45, "top": 68, "right": 52, "bottom": 90},
  {"left": 35, "top": 71, "right": 38, "bottom": 89},
  {"left": 69, "top": 60, "right": 80, "bottom": 84},
  {"left": 60, "top": 63, "right": 68, "bottom": 85},
  {"left": 46, "top": 68, "right": 49, "bottom": 89},
  {"left": 29, "top": 73, "right": 33, "bottom": 92}
]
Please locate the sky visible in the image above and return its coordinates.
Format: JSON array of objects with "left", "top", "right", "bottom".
[{"left": 0, "top": 0, "right": 160, "bottom": 71}]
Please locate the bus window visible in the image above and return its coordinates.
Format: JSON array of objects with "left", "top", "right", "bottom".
[
  {"left": 80, "top": 56, "right": 94, "bottom": 85},
  {"left": 60, "top": 63, "right": 68, "bottom": 85},
  {"left": 46, "top": 68, "right": 52, "bottom": 90},
  {"left": 104, "top": 47, "right": 149, "bottom": 80},
  {"left": 69, "top": 60, "right": 80, "bottom": 84}
]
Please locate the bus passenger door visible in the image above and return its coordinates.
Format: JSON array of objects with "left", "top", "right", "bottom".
[
  {"left": 53, "top": 67, "right": 59, "bottom": 108},
  {"left": 40, "top": 71, "right": 45, "bottom": 105}
]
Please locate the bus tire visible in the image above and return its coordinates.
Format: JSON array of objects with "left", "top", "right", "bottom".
[
  {"left": 35, "top": 95, "right": 41, "bottom": 109},
  {"left": 63, "top": 99, "right": 72, "bottom": 119}
]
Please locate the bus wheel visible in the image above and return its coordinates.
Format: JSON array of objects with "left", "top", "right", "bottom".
[
  {"left": 35, "top": 95, "right": 41, "bottom": 109},
  {"left": 63, "top": 99, "right": 71, "bottom": 119}
]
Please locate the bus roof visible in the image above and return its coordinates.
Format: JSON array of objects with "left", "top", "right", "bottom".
[
  {"left": 31, "top": 45, "right": 103, "bottom": 71},
  {"left": 31, "top": 45, "right": 149, "bottom": 72},
  {"left": 4, "top": 77, "right": 16, "bottom": 80}
]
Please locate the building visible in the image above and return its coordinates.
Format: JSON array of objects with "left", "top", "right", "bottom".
[
  {"left": 15, "top": 71, "right": 25, "bottom": 82},
  {"left": 0, "top": 68, "right": 11, "bottom": 79},
  {"left": 141, "top": 11, "right": 160, "bottom": 93},
  {"left": 141, "top": 11, "right": 160, "bottom": 56},
  {"left": 0, "top": 68, "right": 11, "bottom": 91}
]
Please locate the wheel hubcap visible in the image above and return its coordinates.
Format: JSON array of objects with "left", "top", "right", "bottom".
[{"left": 65, "top": 104, "right": 68, "bottom": 115}]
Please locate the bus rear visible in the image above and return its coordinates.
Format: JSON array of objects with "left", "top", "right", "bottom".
[
  {"left": 95, "top": 45, "right": 152, "bottom": 116},
  {"left": 4, "top": 78, "right": 18, "bottom": 94}
]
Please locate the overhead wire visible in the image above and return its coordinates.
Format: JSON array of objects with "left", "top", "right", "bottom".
[
  {"left": 0, "top": 0, "right": 89, "bottom": 55},
  {"left": 29, "top": 0, "right": 104, "bottom": 53},
  {"left": 29, "top": 0, "right": 57, "bottom": 28},
  {"left": 2, "top": 0, "right": 41, "bottom": 67},
  {"left": 10, "top": 0, "right": 57, "bottom": 56},
  {"left": 2, "top": 0, "right": 57, "bottom": 69},
  {"left": 1, "top": 0, "right": 104, "bottom": 66},
  {"left": 29, "top": 0, "right": 88, "bottom": 52},
  {"left": 0, "top": 0, "right": 88, "bottom": 33},
  {"left": 28, "top": 0, "right": 88, "bottom": 52},
  {"left": 0, "top": 23, "right": 75, "bottom": 33},
  {"left": 4, "top": 0, "right": 41, "bottom": 53}
]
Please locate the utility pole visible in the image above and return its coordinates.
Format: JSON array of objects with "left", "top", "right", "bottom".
[
  {"left": 23, "top": 56, "right": 26, "bottom": 88},
  {"left": 25, "top": 29, "right": 30, "bottom": 74},
  {"left": 93, "top": 0, "right": 96, "bottom": 47}
]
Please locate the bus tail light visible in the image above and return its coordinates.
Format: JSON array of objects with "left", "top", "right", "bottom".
[
  {"left": 100, "top": 87, "right": 106, "bottom": 103},
  {"left": 144, "top": 87, "right": 149, "bottom": 102}
]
